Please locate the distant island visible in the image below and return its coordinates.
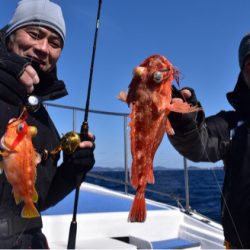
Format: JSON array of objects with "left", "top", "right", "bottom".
[{"left": 91, "top": 165, "right": 223, "bottom": 172}]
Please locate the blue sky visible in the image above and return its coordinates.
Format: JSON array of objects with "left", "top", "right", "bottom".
[{"left": 1, "top": 0, "right": 250, "bottom": 169}]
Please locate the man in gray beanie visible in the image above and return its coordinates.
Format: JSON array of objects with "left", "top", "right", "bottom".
[
  {"left": 0, "top": 1, "right": 95, "bottom": 248},
  {"left": 166, "top": 33, "right": 250, "bottom": 249},
  {"left": 6, "top": 0, "right": 66, "bottom": 45}
]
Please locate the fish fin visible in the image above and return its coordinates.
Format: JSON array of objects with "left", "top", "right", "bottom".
[
  {"left": 130, "top": 163, "right": 139, "bottom": 188},
  {"left": 32, "top": 188, "right": 38, "bottom": 203},
  {"left": 128, "top": 185, "right": 146, "bottom": 222},
  {"left": 117, "top": 91, "right": 128, "bottom": 102},
  {"left": 130, "top": 173, "right": 138, "bottom": 189},
  {"left": 13, "top": 191, "right": 22, "bottom": 205},
  {"left": 21, "top": 204, "right": 40, "bottom": 218},
  {"left": 166, "top": 118, "right": 175, "bottom": 135},
  {"left": 147, "top": 168, "right": 155, "bottom": 184},
  {"left": 169, "top": 100, "right": 201, "bottom": 113},
  {"left": 0, "top": 151, "right": 9, "bottom": 157}
]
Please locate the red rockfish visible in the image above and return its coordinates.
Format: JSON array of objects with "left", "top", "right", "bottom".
[
  {"left": 0, "top": 110, "right": 41, "bottom": 218},
  {"left": 118, "top": 54, "right": 200, "bottom": 222}
]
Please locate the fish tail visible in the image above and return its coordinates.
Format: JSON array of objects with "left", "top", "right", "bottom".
[
  {"left": 21, "top": 203, "right": 40, "bottom": 218},
  {"left": 128, "top": 185, "right": 146, "bottom": 222}
]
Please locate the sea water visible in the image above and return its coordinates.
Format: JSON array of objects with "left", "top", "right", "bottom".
[{"left": 86, "top": 169, "right": 224, "bottom": 223}]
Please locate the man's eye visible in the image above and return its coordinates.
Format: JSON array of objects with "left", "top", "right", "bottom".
[
  {"left": 28, "top": 31, "right": 40, "bottom": 39},
  {"left": 49, "top": 41, "right": 61, "bottom": 49}
]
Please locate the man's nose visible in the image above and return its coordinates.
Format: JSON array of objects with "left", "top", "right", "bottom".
[{"left": 34, "top": 39, "right": 49, "bottom": 55}]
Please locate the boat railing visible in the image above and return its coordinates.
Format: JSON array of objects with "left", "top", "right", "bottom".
[{"left": 44, "top": 102, "right": 190, "bottom": 212}]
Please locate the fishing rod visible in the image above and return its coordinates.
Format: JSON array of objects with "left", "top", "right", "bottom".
[{"left": 67, "top": 0, "right": 103, "bottom": 249}]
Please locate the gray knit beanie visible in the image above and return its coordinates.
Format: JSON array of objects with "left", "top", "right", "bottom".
[
  {"left": 239, "top": 33, "right": 250, "bottom": 69},
  {"left": 6, "top": 0, "right": 66, "bottom": 44}
]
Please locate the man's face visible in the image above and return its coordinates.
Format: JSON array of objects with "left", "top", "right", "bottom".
[
  {"left": 243, "top": 57, "right": 250, "bottom": 89},
  {"left": 8, "top": 26, "right": 63, "bottom": 72}
]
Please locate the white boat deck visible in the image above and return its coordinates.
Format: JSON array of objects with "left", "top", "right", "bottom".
[{"left": 42, "top": 183, "right": 225, "bottom": 249}]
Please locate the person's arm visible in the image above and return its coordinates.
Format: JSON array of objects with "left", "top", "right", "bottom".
[{"left": 168, "top": 87, "right": 231, "bottom": 163}]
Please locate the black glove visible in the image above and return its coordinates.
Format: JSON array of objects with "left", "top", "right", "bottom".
[
  {"left": 168, "top": 86, "right": 204, "bottom": 134},
  {"left": 0, "top": 30, "right": 30, "bottom": 79},
  {"left": 63, "top": 146, "right": 95, "bottom": 176}
]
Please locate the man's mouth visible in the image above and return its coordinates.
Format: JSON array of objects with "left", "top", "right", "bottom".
[{"left": 26, "top": 56, "right": 46, "bottom": 66}]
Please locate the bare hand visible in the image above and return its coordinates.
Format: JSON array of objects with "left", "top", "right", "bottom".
[
  {"left": 18, "top": 65, "right": 40, "bottom": 93},
  {"left": 79, "top": 132, "right": 95, "bottom": 148}
]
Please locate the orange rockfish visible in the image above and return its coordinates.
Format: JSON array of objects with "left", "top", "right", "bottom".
[
  {"left": 118, "top": 54, "right": 200, "bottom": 222},
  {"left": 0, "top": 110, "right": 40, "bottom": 218}
]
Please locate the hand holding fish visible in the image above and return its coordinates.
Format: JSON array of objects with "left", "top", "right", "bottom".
[
  {"left": 171, "top": 86, "right": 197, "bottom": 105},
  {"left": 169, "top": 87, "right": 204, "bottom": 134}
]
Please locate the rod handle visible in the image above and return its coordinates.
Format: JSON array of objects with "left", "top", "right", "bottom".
[
  {"left": 67, "top": 221, "right": 77, "bottom": 249},
  {"left": 80, "top": 121, "right": 89, "bottom": 141}
]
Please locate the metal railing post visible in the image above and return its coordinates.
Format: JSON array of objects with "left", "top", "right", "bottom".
[{"left": 183, "top": 157, "right": 191, "bottom": 213}]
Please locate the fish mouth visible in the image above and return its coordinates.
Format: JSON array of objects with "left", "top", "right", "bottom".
[{"left": 0, "top": 136, "right": 12, "bottom": 152}]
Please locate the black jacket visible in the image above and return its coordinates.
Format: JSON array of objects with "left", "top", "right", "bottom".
[
  {"left": 0, "top": 29, "right": 93, "bottom": 240},
  {"left": 169, "top": 73, "right": 250, "bottom": 248}
]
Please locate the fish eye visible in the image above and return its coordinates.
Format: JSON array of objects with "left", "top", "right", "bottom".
[
  {"left": 17, "top": 123, "right": 24, "bottom": 133},
  {"left": 152, "top": 71, "right": 163, "bottom": 83}
]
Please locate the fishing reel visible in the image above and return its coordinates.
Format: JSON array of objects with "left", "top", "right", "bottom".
[
  {"left": 40, "top": 131, "right": 81, "bottom": 163},
  {"left": 57, "top": 121, "right": 89, "bottom": 155},
  {"left": 60, "top": 131, "right": 81, "bottom": 155},
  {"left": 49, "top": 131, "right": 81, "bottom": 155}
]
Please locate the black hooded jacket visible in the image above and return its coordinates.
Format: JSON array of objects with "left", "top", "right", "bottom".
[
  {"left": 0, "top": 29, "right": 92, "bottom": 238},
  {"left": 169, "top": 73, "right": 250, "bottom": 248}
]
